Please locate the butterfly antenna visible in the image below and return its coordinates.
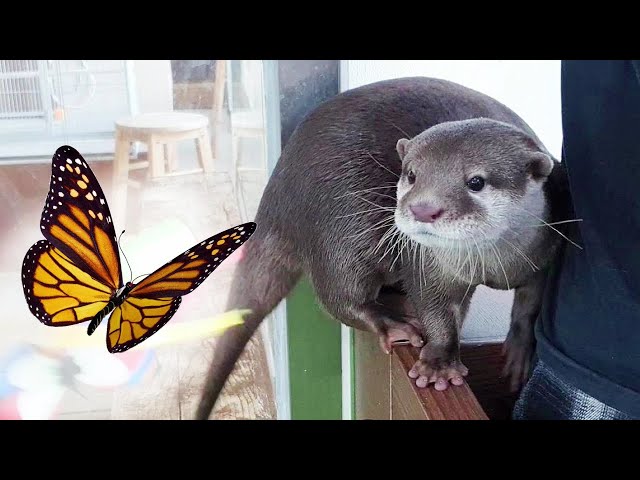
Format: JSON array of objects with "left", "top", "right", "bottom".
[
  {"left": 131, "top": 273, "right": 152, "bottom": 283},
  {"left": 118, "top": 230, "right": 133, "bottom": 283}
]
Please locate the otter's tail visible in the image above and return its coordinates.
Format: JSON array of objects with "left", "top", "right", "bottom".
[{"left": 195, "top": 231, "right": 300, "bottom": 420}]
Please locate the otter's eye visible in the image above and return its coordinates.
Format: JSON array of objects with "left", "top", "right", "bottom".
[
  {"left": 407, "top": 170, "right": 416, "bottom": 185},
  {"left": 466, "top": 176, "right": 485, "bottom": 192}
]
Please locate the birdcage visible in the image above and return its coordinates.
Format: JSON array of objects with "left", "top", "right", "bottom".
[
  {"left": 0, "top": 60, "right": 132, "bottom": 160},
  {"left": 0, "top": 60, "right": 49, "bottom": 130}
]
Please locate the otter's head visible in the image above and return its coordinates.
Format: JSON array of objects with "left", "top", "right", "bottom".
[{"left": 394, "top": 118, "right": 555, "bottom": 247}]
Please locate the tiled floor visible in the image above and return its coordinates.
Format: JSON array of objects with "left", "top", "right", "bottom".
[{"left": 0, "top": 127, "right": 274, "bottom": 420}]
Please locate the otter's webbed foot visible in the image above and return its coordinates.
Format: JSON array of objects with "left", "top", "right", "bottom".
[
  {"left": 408, "top": 343, "right": 468, "bottom": 391},
  {"left": 378, "top": 317, "right": 424, "bottom": 354}
]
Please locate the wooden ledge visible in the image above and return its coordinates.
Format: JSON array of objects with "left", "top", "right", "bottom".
[
  {"left": 392, "top": 346, "right": 488, "bottom": 420},
  {"left": 354, "top": 331, "right": 519, "bottom": 420}
]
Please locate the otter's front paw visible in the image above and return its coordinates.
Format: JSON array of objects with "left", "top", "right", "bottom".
[
  {"left": 408, "top": 344, "right": 468, "bottom": 391},
  {"left": 503, "top": 332, "right": 535, "bottom": 392},
  {"left": 378, "top": 318, "right": 424, "bottom": 354}
]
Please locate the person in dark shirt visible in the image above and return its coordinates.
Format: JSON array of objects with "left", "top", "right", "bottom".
[{"left": 513, "top": 60, "right": 640, "bottom": 420}]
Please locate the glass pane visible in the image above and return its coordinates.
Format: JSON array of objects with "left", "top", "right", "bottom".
[{"left": 0, "top": 59, "right": 274, "bottom": 419}]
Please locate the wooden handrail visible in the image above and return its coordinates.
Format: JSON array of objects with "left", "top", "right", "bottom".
[
  {"left": 392, "top": 345, "right": 488, "bottom": 420},
  {"left": 353, "top": 329, "right": 518, "bottom": 420}
]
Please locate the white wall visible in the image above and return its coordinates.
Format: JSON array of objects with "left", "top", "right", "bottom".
[
  {"left": 344, "top": 60, "right": 562, "bottom": 158},
  {"left": 341, "top": 60, "right": 563, "bottom": 342},
  {"left": 132, "top": 60, "right": 174, "bottom": 114}
]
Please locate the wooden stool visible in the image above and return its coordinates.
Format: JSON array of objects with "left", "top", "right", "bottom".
[
  {"left": 113, "top": 112, "right": 214, "bottom": 182},
  {"left": 110, "top": 112, "right": 214, "bottom": 233}
]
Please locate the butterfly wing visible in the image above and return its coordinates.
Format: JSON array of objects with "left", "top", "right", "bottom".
[
  {"left": 22, "top": 240, "right": 114, "bottom": 326},
  {"left": 106, "top": 222, "right": 256, "bottom": 353},
  {"left": 39, "top": 145, "right": 122, "bottom": 291},
  {"left": 107, "top": 297, "right": 182, "bottom": 353},
  {"left": 129, "top": 222, "right": 256, "bottom": 299}
]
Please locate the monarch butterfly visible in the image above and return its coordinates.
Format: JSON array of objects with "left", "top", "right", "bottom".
[{"left": 21, "top": 145, "right": 256, "bottom": 353}]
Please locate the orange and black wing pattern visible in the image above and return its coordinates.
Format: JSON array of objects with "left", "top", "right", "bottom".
[
  {"left": 22, "top": 146, "right": 120, "bottom": 327},
  {"left": 106, "top": 297, "right": 182, "bottom": 353},
  {"left": 106, "top": 222, "right": 256, "bottom": 353},
  {"left": 22, "top": 240, "right": 114, "bottom": 326},
  {"left": 38, "top": 145, "right": 122, "bottom": 291}
]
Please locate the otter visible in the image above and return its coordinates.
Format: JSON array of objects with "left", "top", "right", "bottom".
[{"left": 195, "top": 77, "right": 574, "bottom": 419}]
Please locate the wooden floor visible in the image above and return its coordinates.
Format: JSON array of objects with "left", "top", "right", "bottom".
[{"left": 0, "top": 154, "right": 275, "bottom": 420}]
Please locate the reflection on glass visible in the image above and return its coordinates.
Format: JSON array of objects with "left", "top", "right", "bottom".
[{"left": 0, "top": 59, "right": 273, "bottom": 419}]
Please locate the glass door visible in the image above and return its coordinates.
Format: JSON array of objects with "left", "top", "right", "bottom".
[{"left": 0, "top": 59, "right": 278, "bottom": 420}]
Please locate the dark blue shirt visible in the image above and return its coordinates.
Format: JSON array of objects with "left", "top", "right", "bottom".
[{"left": 536, "top": 60, "right": 640, "bottom": 418}]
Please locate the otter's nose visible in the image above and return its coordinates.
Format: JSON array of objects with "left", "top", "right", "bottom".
[{"left": 410, "top": 203, "right": 444, "bottom": 223}]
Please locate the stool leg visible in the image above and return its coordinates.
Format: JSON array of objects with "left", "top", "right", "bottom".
[
  {"left": 230, "top": 134, "right": 248, "bottom": 221},
  {"left": 112, "top": 130, "right": 130, "bottom": 230},
  {"left": 149, "top": 135, "right": 165, "bottom": 178},
  {"left": 113, "top": 131, "right": 130, "bottom": 182},
  {"left": 196, "top": 128, "right": 214, "bottom": 173},
  {"left": 231, "top": 133, "right": 240, "bottom": 177},
  {"left": 165, "top": 143, "right": 178, "bottom": 173}
]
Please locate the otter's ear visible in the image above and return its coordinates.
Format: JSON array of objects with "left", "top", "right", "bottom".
[
  {"left": 528, "top": 152, "right": 555, "bottom": 181},
  {"left": 396, "top": 138, "right": 410, "bottom": 161}
]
